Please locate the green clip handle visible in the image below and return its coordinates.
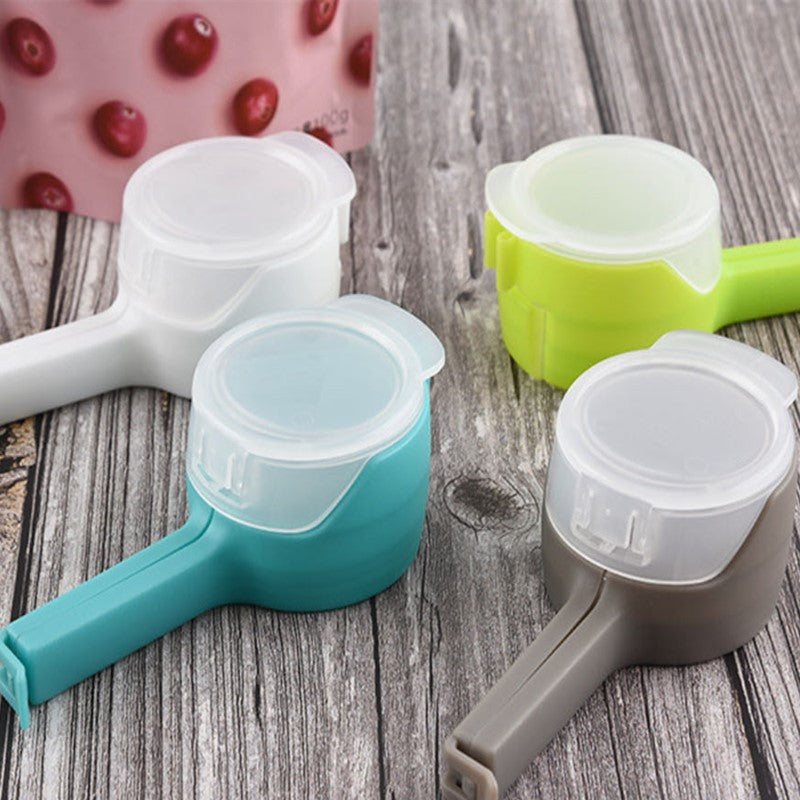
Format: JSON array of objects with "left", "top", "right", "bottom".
[
  {"left": 443, "top": 573, "right": 630, "bottom": 800},
  {"left": 717, "top": 238, "right": 800, "bottom": 328},
  {"left": 0, "top": 504, "right": 227, "bottom": 727}
]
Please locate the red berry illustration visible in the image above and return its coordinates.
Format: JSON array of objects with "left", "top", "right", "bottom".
[
  {"left": 161, "top": 14, "right": 217, "bottom": 76},
  {"left": 5, "top": 18, "right": 55, "bottom": 76},
  {"left": 0, "top": 102, "right": 5, "bottom": 138},
  {"left": 349, "top": 33, "right": 372, "bottom": 86},
  {"left": 308, "top": 0, "right": 338, "bottom": 35},
  {"left": 22, "top": 173, "right": 73, "bottom": 212},
  {"left": 233, "top": 79, "right": 279, "bottom": 136},
  {"left": 308, "top": 126, "right": 334, "bottom": 147},
  {"left": 92, "top": 101, "right": 147, "bottom": 157}
]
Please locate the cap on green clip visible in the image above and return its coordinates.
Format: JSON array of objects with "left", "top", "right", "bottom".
[{"left": 485, "top": 135, "right": 800, "bottom": 388}]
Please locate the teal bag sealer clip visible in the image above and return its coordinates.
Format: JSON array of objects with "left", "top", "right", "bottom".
[{"left": 0, "top": 295, "right": 445, "bottom": 728}]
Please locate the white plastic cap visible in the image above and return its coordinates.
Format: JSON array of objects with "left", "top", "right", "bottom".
[
  {"left": 546, "top": 331, "right": 797, "bottom": 585},
  {"left": 187, "top": 295, "right": 445, "bottom": 533},
  {"left": 486, "top": 135, "right": 722, "bottom": 292},
  {"left": 118, "top": 132, "right": 356, "bottom": 324}
]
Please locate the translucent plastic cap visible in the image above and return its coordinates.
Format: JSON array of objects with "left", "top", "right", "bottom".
[
  {"left": 118, "top": 132, "right": 355, "bottom": 322},
  {"left": 546, "top": 331, "right": 797, "bottom": 584},
  {"left": 187, "top": 295, "right": 445, "bottom": 532},
  {"left": 486, "top": 135, "right": 722, "bottom": 291}
]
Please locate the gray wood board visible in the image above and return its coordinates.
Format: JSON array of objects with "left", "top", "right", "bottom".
[{"left": 0, "top": 1, "right": 799, "bottom": 798}]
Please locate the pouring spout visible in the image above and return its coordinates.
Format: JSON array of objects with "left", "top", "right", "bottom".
[{"left": 443, "top": 570, "right": 631, "bottom": 799}]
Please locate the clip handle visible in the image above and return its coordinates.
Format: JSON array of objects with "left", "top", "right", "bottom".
[
  {"left": 443, "top": 573, "right": 629, "bottom": 799},
  {"left": 0, "top": 505, "right": 228, "bottom": 728},
  {"left": 0, "top": 296, "right": 144, "bottom": 425},
  {"left": 717, "top": 238, "right": 800, "bottom": 328}
]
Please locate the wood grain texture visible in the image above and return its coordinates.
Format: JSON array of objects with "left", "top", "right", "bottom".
[
  {"left": 1, "top": 1, "right": 800, "bottom": 799},
  {"left": 0, "top": 209, "right": 60, "bottom": 782},
  {"left": 0, "top": 208, "right": 59, "bottom": 544}
]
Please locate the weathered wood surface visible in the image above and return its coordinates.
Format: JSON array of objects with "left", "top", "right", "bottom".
[{"left": 1, "top": 1, "right": 800, "bottom": 798}]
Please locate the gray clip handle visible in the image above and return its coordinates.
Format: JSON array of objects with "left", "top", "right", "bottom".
[{"left": 443, "top": 572, "right": 629, "bottom": 799}]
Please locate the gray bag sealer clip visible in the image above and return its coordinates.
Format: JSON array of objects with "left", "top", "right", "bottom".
[{"left": 443, "top": 330, "right": 798, "bottom": 800}]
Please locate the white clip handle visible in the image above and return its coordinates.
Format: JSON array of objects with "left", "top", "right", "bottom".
[{"left": 0, "top": 297, "right": 144, "bottom": 425}]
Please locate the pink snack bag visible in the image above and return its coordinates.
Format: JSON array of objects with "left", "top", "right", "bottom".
[{"left": 0, "top": 0, "right": 377, "bottom": 221}]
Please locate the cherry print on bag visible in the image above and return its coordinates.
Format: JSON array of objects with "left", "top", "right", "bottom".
[
  {"left": 308, "top": 0, "right": 339, "bottom": 35},
  {"left": 92, "top": 101, "right": 147, "bottom": 157},
  {"left": 348, "top": 33, "right": 372, "bottom": 86},
  {"left": 308, "top": 126, "right": 334, "bottom": 147},
  {"left": 0, "top": 1, "right": 378, "bottom": 219},
  {"left": 5, "top": 18, "right": 55, "bottom": 76},
  {"left": 161, "top": 14, "right": 218, "bottom": 76},
  {"left": 232, "top": 79, "right": 279, "bottom": 136},
  {"left": 22, "top": 172, "right": 73, "bottom": 212}
]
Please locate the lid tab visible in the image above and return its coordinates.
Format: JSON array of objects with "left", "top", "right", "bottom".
[
  {"left": 651, "top": 330, "right": 798, "bottom": 408},
  {"left": 571, "top": 478, "right": 652, "bottom": 560},
  {"left": 272, "top": 131, "right": 356, "bottom": 243},
  {"left": 336, "top": 294, "right": 445, "bottom": 379}
]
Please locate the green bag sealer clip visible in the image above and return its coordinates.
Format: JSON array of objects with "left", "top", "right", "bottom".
[
  {"left": 444, "top": 331, "right": 798, "bottom": 799},
  {"left": 485, "top": 135, "right": 800, "bottom": 388},
  {"left": 0, "top": 295, "right": 445, "bottom": 729}
]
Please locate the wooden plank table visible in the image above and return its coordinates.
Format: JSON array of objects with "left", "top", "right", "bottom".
[{"left": 2, "top": 1, "right": 800, "bottom": 797}]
